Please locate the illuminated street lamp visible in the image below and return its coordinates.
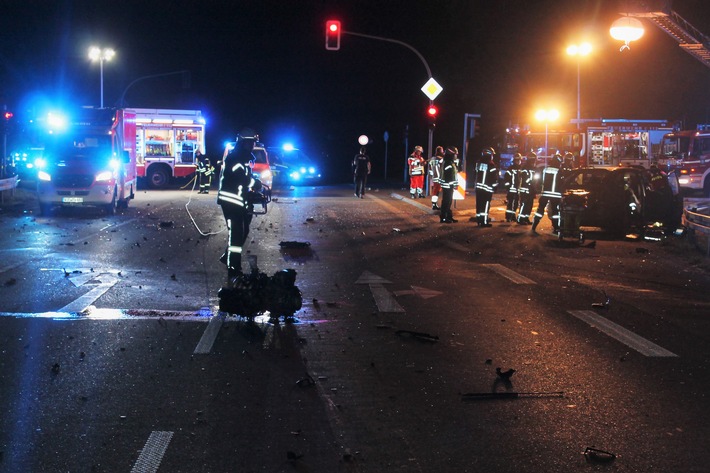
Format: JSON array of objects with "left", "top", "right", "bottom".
[
  {"left": 88, "top": 46, "right": 115, "bottom": 108},
  {"left": 566, "top": 42, "right": 592, "bottom": 130},
  {"left": 610, "top": 17, "right": 644, "bottom": 51},
  {"left": 535, "top": 109, "right": 559, "bottom": 159}
]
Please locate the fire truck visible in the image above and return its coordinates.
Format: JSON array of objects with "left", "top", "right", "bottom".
[
  {"left": 36, "top": 108, "right": 137, "bottom": 215},
  {"left": 657, "top": 125, "right": 710, "bottom": 195},
  {"left": 127, "top": 108, "right": 205, "bottom": 189}
]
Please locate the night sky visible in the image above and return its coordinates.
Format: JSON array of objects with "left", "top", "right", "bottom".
[{"left": 1, "top": 0, "right": 709, "bottom": 180}]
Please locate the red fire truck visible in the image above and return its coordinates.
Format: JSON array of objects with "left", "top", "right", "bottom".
[
  {"left": 657, "top": 125, "right": 710, "bottom": 195},
  {"left": 127, "top": 108, "right": 205, "bottom": 189},
  {"left": 36, "top": 108, "right": 137, "bottom": 215}
]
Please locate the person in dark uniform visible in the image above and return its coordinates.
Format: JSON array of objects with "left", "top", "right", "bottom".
[
  {"left": 517, "top": 151, "right": 537, "bottom": 225},
  {"left": 429, "top": 146, "right": 444, "bottom": 210},
  {"left": 504, "top": 153, "right": 522, "bottom": 222},
  {"left": 196, "top": 150, "right": 214, "bottom": 194},
  {"left": 217, "top": 129, "right": 263, "bottom": 282},
  {"left": 474, "top": 147, "right": 498, "bottom": 227},
  {"left": 439, "top": 146, "right": 459, "bottom": 223},
  {"left": 352, "top": 146, "right": 371, "bottom": 198},
  {"left": 532, "top": 151, "right": 563, "bottom": 233}
]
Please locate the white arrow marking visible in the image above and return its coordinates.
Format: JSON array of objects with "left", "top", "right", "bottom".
[
  {"left": 355, "top": 270, "right": 393, "bottom": 285},
  {"left": 393, "top": 285, "right": 443, "bottom": 299},
  {"left": 369, "top": 284, "right": 405, "bottom": 313}
]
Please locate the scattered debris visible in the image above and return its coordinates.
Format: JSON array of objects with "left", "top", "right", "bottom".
[
  {"left": 170, "top": 274, "right": 177, "bottom": 280},
  {"left": 287, "top": 451, "right": 304, "bottom": 461},
  {"left": 3, "top": 278, "right": 16, "bottom": 287},
  {"left": 461, "top": 391, "right": 564, "bottom": 401},
  {"left": 295, "top": 373, "right": 315, "bottom": 387},
  {"left": 583, "top": 240, "right": 596, "bottom": 249},
  {"left": 279, "top": 241, "right": 311, "bottom": 248},
  {"left": 395, "top": 329, "right": 439, "bottom": 343},
  {"left": 592, "top": 290, "right": 611, "bottom": 310},
  {"left": 635, "top": 247, "right": 649, "bottom": 254},
  {"left": 51, "top": 363, "right": 60, "bottom": 374},
  {"left": 159, "top": 221, "right": 174, "bottom": 228},
  {"left": 305, "top": 217, "right": 315, "bottom": 222},
  {"left": 583, "top": 447, "right": 616, "bottom": 463},
  {"left": 496, "top": 367, "right": 516, "bottom": 380},
  {"left": 218, "top": 269, "right": 302, "bottom": 320}
]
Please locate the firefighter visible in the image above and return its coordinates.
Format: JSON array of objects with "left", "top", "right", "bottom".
[
  {"left": 532, "top": 151, "right": 563, "bottom": 233},
  {"left": 517, "top": 151, "right": 537, "bottom": 225},
  {"left": 439, "top": 146, "right": 459, "bottom": 223},
  {"left": 352, "top": 146, "right": 371, "bottom": 198},
  {"left": 559, "top": 152, "right": 576, "bottom": 188},
  {"left": 218, "top": 129, "right": 263, "bottom": 282},
  {"left": 474, "top": 147, "right": 498, "bottom": 227},
  {"left": 408, "top": 145, "right": 426, "bottom": 198},
  {"left": 196, "top": 150, "right": 214, "bottom": 194},
  {"left": 504, "top": 153, "right": 523, "bottom": 222},
  {"left": 429, "top": 146, "right": 444, "bottom": 209}
]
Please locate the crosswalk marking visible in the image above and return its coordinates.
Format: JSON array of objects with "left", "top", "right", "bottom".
[{"left": 481, "top": 264, "right": 536, "bottom": 285}]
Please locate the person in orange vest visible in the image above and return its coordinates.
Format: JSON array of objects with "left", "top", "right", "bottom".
[{"left": 408, "top": 145, "right": 426, "bottom": 199}]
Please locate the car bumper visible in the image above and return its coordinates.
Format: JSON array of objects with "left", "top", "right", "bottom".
[
  {"left": 678, "top": 174, "right": 703, "bottom": 190},
  {"left": 37, "top": 181, "right": 116, "bottom": 207}
]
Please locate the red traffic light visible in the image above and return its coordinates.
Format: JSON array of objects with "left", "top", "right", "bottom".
[
  {"left": 325, "top": 20, "right": 341, "bottom": 51},
  {"left": 427, "top": 105, "right": 438, "bottom": 117},
  {"left": 3, "top": 111, "right": 13, "bottom": 120}
]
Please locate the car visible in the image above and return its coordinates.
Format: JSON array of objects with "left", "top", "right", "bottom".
[
  {"left": 221, "top": 141, "right": 273, "bottom": 189},
  {"left": 267, "top": 146, "right": 322, "bottom": 186},
  {"left": 559, "top": 166, "right": 682, "bottom": 236}
]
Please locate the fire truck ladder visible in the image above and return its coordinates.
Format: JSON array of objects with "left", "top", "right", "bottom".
[{"left": 626, "top": 3, "right": 710, "bottom": 69}]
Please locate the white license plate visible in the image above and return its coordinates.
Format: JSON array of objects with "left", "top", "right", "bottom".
[{"left": 62, "top": 197, "right": 84, "bottom": 204}]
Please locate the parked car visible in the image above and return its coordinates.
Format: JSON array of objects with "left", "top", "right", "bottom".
[
  {"left": 559, "top": 166, "right": 682, "bottom": 236},
  {"left": 267, "top": 146, "right": 322, "bottom": 186}
]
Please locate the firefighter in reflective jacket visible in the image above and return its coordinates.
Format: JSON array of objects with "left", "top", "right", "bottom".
[
  {"left": 532, "top": 152, "right": 563, "bottom": 233},
  {"left": 218, "top": 130, "right": 262, "bottom": 281},
  {"left": 196, "top": 150, "right": 214, "bottom": 194},
  {"left": 439, "top": 146, "right": 459, "bottom": 223},
  {"left": 504, "top": 153, "right": 522, "bottom": 221},
  {"left": 475, "top": 147, "right": 498, "bottom": 227},
  {"left": 517, "top": 151, "right": 537, "bottom": 225},
  {"left": 429, "top": 146, "right": 444, "bottom": 209}
]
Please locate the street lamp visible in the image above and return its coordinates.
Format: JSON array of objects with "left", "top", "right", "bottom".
[
  {"left": 88, "top": 46, "right": 115, "bottom": 108},
  {"left": 535, "top": 109, "right": 559, "bottom": 160},
  {"left": 566, "top": 42, "right": 592, "bottom": 130}
]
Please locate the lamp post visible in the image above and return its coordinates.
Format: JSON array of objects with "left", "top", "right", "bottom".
[
  {"left": 566, "top": 42, "right": 592, "bottom": 130},
  {"left": 535, "top": 109, "right": 559, "bottom": 161},
  {"left": 88, "top": 46, "right": 115, "bottom": 108}
]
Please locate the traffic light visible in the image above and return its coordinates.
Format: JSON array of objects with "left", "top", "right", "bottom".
[
  {"left": 325, "top": 20, "right": 341, "bottom": 50},
  {"left": 426, "top": 104, "right": 438, "bottom": 127}
]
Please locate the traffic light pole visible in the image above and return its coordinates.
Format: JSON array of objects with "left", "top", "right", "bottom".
[{"left": 342, "top": 30, "right": 435, "bottom": 191}]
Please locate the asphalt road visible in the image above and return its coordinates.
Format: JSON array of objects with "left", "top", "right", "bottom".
[{"left": 0, "top": 183, "right": 709, "bottom": 472}]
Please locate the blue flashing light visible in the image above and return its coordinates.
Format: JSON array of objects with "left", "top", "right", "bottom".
[{"left": 282, "top": 143, "right": 296, "bottom": 152}]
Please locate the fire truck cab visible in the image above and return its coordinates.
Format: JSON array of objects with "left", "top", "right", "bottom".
[
  {"left": 658, "top": 125, "right": 710, "bottom": 195},
  {"left": 128, "top": 108, "right": 205, "bottom": 189}
]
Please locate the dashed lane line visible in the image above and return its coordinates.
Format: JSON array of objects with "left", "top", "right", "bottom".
[
  {"left": 481, "top": 263, "right": 536, "bottom": 285},
  {"left": 130, "top": 430, "right": 174, "bottom": 473},
  {"left": 568, "top": 309, "right": 678, "bottom": 357}
]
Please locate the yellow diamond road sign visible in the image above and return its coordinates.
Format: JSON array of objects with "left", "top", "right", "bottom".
[{"left": 421, "top": 78, "right": 443, "bottom": 100}]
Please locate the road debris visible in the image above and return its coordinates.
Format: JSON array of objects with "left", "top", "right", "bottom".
[
  {"left": 461, "top": 391, "right": 564, "bottom": 401},
  {"left": 591, "top": 290, "right": 611, "bottom": 309},
  {"left": 583, "top": 446, "right": 616, "bottom": 463},
  {"left": 496, "top": 367, "right": 516, "bottom": 380},
  {"left": 395, "top": 329, "right": 439, "bottom": 343},
  {"left": 279, "top": 241, "right": 311, "bottom": 248}
]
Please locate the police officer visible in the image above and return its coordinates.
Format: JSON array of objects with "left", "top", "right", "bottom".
[
  {"left": 352, "top": 146, "right": 371, "bottom": 198},
  {"left": 532, "top": 151, "right": 563, "bottom": 233},
  {"left": 218, "top": 129, "right": 263, "bottom": 282},
  {"left": 517, "top": 151, "right": 537, "bottom": 225},
  {"left": 196, "top": 150, "right": 214, "bottom": 194},
  {"left": 439, "top": 146, "right": 459, "bottom": 223},
  {"left": 504, "top": 153, "right": 523, "bottom": 222},
  {"left": 429, "top": 146, "right": 444, "bottom": 210},
  {"left": 474, "top": 147, "right": 498, "bottom": 227}
]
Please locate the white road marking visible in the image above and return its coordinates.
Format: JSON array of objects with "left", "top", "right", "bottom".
[
  {"left": 193, "top": 315, "right": 224, "bottom": 354},
  {"left": 370, "top": 283, "right": 405, "bottom": 313},
  {"left": 58, "top": 277, "right": 120, "bottom": 313},
  {"left": 130, "top": 430, "right": 174, "bottom": 473},
  {"left": 568, "top": 310, "right": 678, "bottom": 357},
  {"left": 481, "top": 263, "right": 536, "bottom": 285}
]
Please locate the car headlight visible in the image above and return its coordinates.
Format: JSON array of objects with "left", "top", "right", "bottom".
[
  {"left": 38, "top": 170, "right": 51, "bottom": 182},
  {"left": 95, "top": 171, "right": 114, "bottom": 182},
  {"left": 290, "top": 171, "right": 302, "bottom": 180},
  {"left": 259, "top": 169, "right": 272, "bottom": 179}
]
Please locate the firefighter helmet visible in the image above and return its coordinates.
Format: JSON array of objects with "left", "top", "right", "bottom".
[
  {"left": 513, "top": 152, "right": 522, "bottom": 161},
  {"left": 482, "top": 147, "right": 495, "bottom": 156}
]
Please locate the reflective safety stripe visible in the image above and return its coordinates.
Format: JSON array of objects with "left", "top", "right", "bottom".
[
  {"left": 218, "top": 194, "right": 245, "bottom": 207},
  {"left": 228, "top": 246, "right": 242, "bottom": 254}
]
